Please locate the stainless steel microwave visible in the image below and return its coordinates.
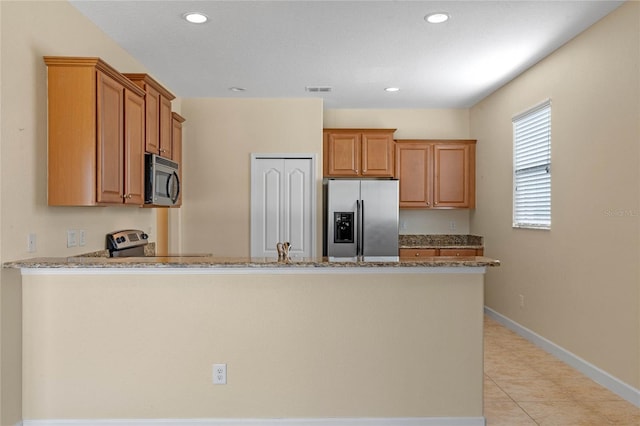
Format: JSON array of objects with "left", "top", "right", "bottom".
[{"left": 145, "top": 154, "right": 180, "bottom": 206}]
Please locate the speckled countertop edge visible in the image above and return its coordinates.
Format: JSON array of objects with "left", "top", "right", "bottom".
[
  {"left": 4, "top": 235, "right": 499, "bottom": 269},
  {"left": 4, "top": 255, "right": 499, "bottom": 269}
]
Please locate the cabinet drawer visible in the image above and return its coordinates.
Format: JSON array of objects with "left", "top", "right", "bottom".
[
  {"left": 400, "top": 248, "right": 438, "bottom": 258},
  {"left": 439, "top": 248, "right": 478, "bottom": 257}
]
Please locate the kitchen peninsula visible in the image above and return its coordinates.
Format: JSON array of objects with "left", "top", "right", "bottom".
[{"left": 7, "top": 255, "right": 498, "bottom": 425}]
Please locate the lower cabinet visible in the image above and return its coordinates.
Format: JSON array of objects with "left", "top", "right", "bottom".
[
  {"left": 399, "top": 248, "right": 438, "bottom": 258},
  {"left": 400, "top": 248, "right": 483, "bottom": 257},
  {"left": 439, "top": 248, "right": 483, "bottom": 257}
]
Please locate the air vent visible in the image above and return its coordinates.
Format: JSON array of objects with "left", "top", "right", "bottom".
[{"left": 305, "top": 86, "right": 333, "bottom": 93}]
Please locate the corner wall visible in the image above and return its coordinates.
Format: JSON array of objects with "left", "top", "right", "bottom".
[
  {"left": 470, "top": 1, "right": 640, "bottom": 389},
  {"left": 0, "top": 1, "right": 165, "bottom": 424},
  {"left": 1, "top": 0, "right": 157, "bottom": 264},
  {"left": 179, "top": 98, "right": 323, "bottom": 257}
]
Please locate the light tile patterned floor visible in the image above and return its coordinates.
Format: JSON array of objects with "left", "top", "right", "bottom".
[{"left": 483, "top": 316, "right": 640, "bottom": 425}]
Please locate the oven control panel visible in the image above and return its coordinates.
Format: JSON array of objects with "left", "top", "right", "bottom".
[{"left": 106, "top": 229, "right": 149, "bottom": 251}]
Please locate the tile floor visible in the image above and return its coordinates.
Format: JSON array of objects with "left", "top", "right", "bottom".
[{"left": 483, "top": 315, "right": 640, "bottom": 425}]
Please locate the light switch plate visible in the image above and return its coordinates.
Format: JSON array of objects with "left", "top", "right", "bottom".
[{"left": 67, "top": 230, "right": 77, "bottom": 247}]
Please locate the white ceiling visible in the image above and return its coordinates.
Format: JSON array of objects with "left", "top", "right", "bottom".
[{"left": 70, "top": 0, "right": 624, "bottom": 108}]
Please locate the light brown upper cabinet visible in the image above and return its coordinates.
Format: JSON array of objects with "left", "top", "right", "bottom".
[
  {"left": 395, "top": 140, "right": 476, "bottom": 209},
  {"left": 123, "top": 73, "right": 176, "bottom": 159},
  {"left": 171, "top": 112, "right": 186, "bottom": 207},
  {"left": 45, "top": 57, "right": 146, "bottom": 206},
  {"left": 323, "top": 129, "right": 396, "bottom": 177}
]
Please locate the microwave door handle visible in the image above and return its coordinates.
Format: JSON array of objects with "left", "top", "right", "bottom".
[{"left": 168, "top": 171, "right": 180, "bottom": 204}]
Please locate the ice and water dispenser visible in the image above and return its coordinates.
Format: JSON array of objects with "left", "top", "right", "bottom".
[{"left": 334, "top": 212, "right": 354, "bottom": 243}]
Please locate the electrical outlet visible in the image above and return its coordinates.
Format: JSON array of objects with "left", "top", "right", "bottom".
[
  {"left": 449, "top": 220, "right": 456, "bottom": 231},
  {"left": 27, "top": 233, "right": 37, "bottom": 253},
  {"left": 79, "top": 230, "right": 86, "bottom": 247},
  {"left": 519, "top": 294, "right": 525, "bottom": 309},
  {"left": 213, "top": 363, "right": 227, "bottom": 385},
  {"left": 67, "top": 230, "right": 77, "bottom": 248}
]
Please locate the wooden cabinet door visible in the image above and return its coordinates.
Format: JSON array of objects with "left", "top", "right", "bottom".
[
  {"left": 399, "top": 248, "right": 438, "bottom": 258},
  {"left": 362, "top": 133, "right": 394, "bottom": 176},
  {"left": 171, "top": 113, "right": 185, "bottom": 206},
  {"left": 396, "top": 143, "right": 432, "bottom": 208},
  {"left": 124, "top": 89, "right": 145, "bottom": 205},
  {"left": 325, "top": 132, "right": 360, "bottom": 176},
  {"left": 144, "top": 84, "right": 160, "bottom": 155},
  {"left": 433, "top": 143, "right": 475, "bottom": 208},
  {"left": 96, "top": 71, "right": 124, "bottom": 204},
  {"left": 159, "top": 95, "right": 173, "bottom": 158},
  {"left": 439, "top": 248, "right": 478, "bottom": 257}
]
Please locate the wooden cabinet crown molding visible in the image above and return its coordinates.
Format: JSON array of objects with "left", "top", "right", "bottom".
[
  {"left": 395, "top": 139, "right": 477, "bottom": 145},
  {"left": 323, "top": 128, "right": 397, "bottom": 133},
  {"left": 44, "top": 56, "right": 145, "bottom": 98},
  {"left": 172, "top": 112, "right": 186, "bottom": 123},
  {"left": 123, "top": 73, "right": 176, "bottom": 100}
]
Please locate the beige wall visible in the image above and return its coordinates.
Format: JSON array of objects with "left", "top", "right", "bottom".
[
  {"left": 323, "top": 109, "right": 470, "bottom": 140},
  {"left": 22, "top": 271, "right": 484, "bottom": 420},
  {"left": 179, "top": 98, "right": 323, "bottom": 257},
  {"left": 0, "top": 1, "right": 163, "bottom": 424},
  {"left": 470, "top": 2, "right": 640, "bottom": 388},
  {"left": 324, "top": 108, "right": 474, "bottom": 236},
  {"left": 0, "top": 0, "right": 158, "bottom": 262}
]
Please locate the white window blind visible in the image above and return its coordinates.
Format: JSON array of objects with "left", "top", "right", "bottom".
[{"left": 513, "top": 100, "right": 551, "bottom": 229}]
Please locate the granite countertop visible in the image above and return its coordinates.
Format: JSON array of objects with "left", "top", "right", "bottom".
[
  {"left": 4, "top": 235, "right": 500, "bottom": 269},
  {"left": 4, "top": 255, "right": 499, "bottom": 269},
  {"left": 399, "top": 234, "right": 484, "bottom": 249}
]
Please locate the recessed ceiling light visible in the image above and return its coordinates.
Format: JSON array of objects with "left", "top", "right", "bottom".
[
  {"left": 425, "top": 12, "right": 449, "bottom": 24},
  {"left": 183, "top": 12, "right": 208, "bottom": 24},
  {"left": 385, "top": 87, "right": 400, "bottom": 92},
  {"left": 229, "top": 87, "right": 246, "bottom": 92}
]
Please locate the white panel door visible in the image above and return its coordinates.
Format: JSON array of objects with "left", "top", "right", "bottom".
[{"left": 251, "top": 156, "right": 315, "bottom": 258}]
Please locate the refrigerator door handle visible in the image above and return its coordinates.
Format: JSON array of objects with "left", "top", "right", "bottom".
[
  {"left": 356, "top": 200, "right": 361, "bottom": 256},
  {"left": 360, "top": 199, "right": 365, "bottom": 257}
]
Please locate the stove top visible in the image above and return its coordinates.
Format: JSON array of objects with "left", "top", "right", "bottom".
[{"left": 106, "top": 229, "right": 149, "bottom": 257}]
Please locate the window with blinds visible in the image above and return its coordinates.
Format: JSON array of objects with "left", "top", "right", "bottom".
[{"left": 513, "top": 100, "right": 551, "bottom": 229}]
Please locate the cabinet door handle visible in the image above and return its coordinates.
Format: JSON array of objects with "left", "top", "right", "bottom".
[{"left": 415, "top": 252, "right": 420, "bottom": 257}]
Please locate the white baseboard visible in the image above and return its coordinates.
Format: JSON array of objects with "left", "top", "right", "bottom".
[
  {"left": 484, "top": 306, "right": 640, "bottom": 408},
  {"left": 22, "top": 418, "right": 485, "bottom": 426}
]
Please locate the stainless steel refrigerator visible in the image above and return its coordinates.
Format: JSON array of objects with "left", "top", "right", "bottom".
[{"left": 326, "top": 179, "right": 399, "bottom": 261}]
